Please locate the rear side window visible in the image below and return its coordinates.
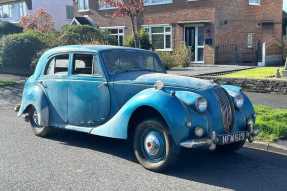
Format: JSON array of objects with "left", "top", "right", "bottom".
[
  {"left": 72, "top": 54, "right": 93, "bottom": 75},
  {"left": 45, "top": 54, "right": 69, "bottom": 75},
  {"left": 72, "top": 54, "right": 102, "bottom": 76}
]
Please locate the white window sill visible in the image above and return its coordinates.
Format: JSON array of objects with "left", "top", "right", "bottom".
[
  {"left": 78, "top": 9, "right": 90, "bottom": 13},
  {"left": 248, "top": 3, "right": 261, "bottom": 6},
  {"left": 98, "top": 7, "right": 116, "bottom": 11},
  {"left": 156, "top": 48, "right": 173, "bottom": 52},
  {"left": 144, "top": 1, "right": 173, "bottom": 6}
]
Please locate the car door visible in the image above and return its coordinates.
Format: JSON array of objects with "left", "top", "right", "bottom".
[
  {"left": 67, "top": 53, "right": 110, "bottom": 126},
  {"left": 39, "top": 53, "right": 70, "bottom": 126}
]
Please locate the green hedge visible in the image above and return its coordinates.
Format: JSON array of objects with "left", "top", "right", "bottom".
[
  {"left": 0, "top": 21, "right": 23, "bottom": 38},
  {"left": 0, "top": 31, "right": 46, "bottom": 72},
  {"left": 60, "top": 25, "right": 114, "bottom": 45}
]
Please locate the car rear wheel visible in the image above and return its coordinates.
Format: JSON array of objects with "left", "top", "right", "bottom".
[
  {"left": 28, "top": 107, "right": 51, "bottom": 137},
  {"left": 133, "top": 118, "right": 179, "bottom": 172},
  {"left": 216, "top": 140, "right": 246, "bottom": 153}
]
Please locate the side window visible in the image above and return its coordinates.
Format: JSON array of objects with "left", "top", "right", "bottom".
[
  {"left": 45, "top": 54, "right": 69, "bottom": 75},
  {"left": 72, "top": 54, "right": 101, "bottom": 75}
]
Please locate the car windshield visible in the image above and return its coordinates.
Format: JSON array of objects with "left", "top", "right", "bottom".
[{"left": 101, "top": 50, "right": 165, "bottom": 75}]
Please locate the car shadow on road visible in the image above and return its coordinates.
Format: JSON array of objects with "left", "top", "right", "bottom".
[{"left": 47, "top": 130, "right": 287, "bottom": 191}]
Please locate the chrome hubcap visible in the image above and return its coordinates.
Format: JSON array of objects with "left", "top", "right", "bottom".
[
  {"left": 143, "top": 131, "right": 164, "bottom": 159},
  {"left": 32, "top": 110, "right": 39, "bottom": 127}
]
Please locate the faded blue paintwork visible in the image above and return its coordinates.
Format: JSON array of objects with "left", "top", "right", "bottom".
[{"left": 18, "top": 45, "right": 256, "bottom": 145}]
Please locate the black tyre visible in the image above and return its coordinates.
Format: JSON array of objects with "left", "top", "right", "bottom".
[
  {"left": 216, "top": 140, "right": 246, "bottom": 153},
  {"left": 28, "top": 107, "right": 51, "bottom": 137},
  {"left": 133, "top": 118, "right": 179, "bottom": 172}
]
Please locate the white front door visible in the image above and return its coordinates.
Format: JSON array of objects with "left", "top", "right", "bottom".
[{"left": 185, "top": 25, "right": 205, "bottom": 63}]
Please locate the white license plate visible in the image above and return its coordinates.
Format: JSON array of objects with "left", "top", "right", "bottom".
[{"left": 218, "top": 132, "right": 247, "bottom": 145}]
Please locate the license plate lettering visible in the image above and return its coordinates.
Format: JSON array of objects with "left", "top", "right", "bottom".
[{"left": 219, "top": 132, "right": 246, "bottom": 145}]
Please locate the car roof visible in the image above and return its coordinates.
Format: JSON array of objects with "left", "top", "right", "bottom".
[{"left": 44, "top": 45, "right": 153, "bottom": 55}]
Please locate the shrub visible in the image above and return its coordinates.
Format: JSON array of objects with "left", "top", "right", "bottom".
[
  {"left": 124, "top": 29, "right": 152, "bottom": 50},
  {"left": 0, "top": 31, "right": 46, "bottom": 72},
  {"left": 173, "top": 43, "right": 192, "bottom": 67},
  {"left": 61, "top": 25, "right": 108, "bottom": 44},
  {"left": 157, "top": 43, "right": 192, "bottom": 69},
  {"left": 59, "top": 31, "right": 81, "bottom": 45},
  {"left": 0, "top": 21, "right": 23, "bottom": 38},
  {"left": 157, "top": 52, "right": 177, "bottom": 69}
]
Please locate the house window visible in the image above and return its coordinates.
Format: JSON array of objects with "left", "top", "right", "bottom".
[
  {"left": 144, "top": 25, "right": 172, "bottom": 51},
  {"left": 144, "top": 0, "right": 172, "bottom": 6},
  {"left": 247, "top": 33, "right": 254, "bottom": 48},
  {"left": 0, "top": 4, "right": 12, "bottom": 18},
  {"left": 101, "top": 26, "right": 125, "bottom": 46},
  {"left": 99, "top": 0, "right": 116, "bottom": 10},
  {"left": 66, "top": 5, "right": 74, "bottom": 19},
  {"left": 19, "top": 1, "right": 27, "bottom": 17},
  {"left": 248, "top": 0, "right": 260, "bottom": 5},
  {"left": 78, "top": 0, "right": 89, "bottom": 11}
]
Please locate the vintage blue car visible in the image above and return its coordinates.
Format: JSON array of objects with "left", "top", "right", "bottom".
[{"left": 18, "top": 45, "right": 259, "bottom": 171}]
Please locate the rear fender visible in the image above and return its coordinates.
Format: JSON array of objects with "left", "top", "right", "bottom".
[{"left": 18, "top": 84, "right": 49, "bottom": 126}]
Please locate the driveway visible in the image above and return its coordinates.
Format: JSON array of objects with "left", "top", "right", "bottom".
[{"left": 1, "top": 84, "right": 287, "bottom": 191}]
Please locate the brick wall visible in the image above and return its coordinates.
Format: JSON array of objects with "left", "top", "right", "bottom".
[{"left": 74, "top": 0, "right": 283, "bottom": 65}]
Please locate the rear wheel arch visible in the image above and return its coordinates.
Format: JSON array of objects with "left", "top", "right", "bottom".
[{"left": 128, "top": 106, "right": 170, "bottom": 141}]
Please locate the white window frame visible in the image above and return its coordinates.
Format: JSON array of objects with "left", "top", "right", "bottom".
[
  {"left": 0, "top": 4, "right": 12, "bottom": 18},
  {"left": 100, "top": 26, "right": 125, "bottom": 46},
  {"left": 19, "top": 1, "right": 27, "bottom": 17},
  {"left": 77, "top": 0, "right": 90, "bottom": 12},
  {"left": 98, "top": 0, "right": 116, "bottom": 10},
  {"left": 143, "top": 24, "right": 172, "bottom": 51},
  {"left": 247, "top": 33, "right": 254, "bottom": 48},
  {"left": 248, "top": 0, "right": 261, "bottom": 6},
  {"left": 144, "top": 0, "right": 173, "bottom": 6}
]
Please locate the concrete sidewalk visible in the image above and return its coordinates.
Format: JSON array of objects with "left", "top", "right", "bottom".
[{"left": 0, "top": 73, "right": 26, "bottom": 82}]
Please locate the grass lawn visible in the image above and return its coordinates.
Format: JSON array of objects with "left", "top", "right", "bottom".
[
  {"left": 223, "top": 67, "right": 283, "bottom": 79},
  {"left": 255, "top": 105, "right": 287, "bottom": 142},
  {"left": 0, "top": 80, "right": 16, "bottom": 87}
]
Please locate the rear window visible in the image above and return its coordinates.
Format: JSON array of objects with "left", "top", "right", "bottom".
[{"left": 45, "top": 54, "right": 69, "bottom": 75}]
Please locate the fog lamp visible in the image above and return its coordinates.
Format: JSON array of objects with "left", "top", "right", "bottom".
[{"left": 194, "top": 127, "right": 204, "bottom": 137}]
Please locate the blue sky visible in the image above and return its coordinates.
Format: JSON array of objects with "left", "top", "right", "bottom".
[{"left": 284, "top": 0, "right": 287, "bottom": 11}]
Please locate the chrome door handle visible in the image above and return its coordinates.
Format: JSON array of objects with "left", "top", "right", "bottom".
[{"left": 98, "top": 82, "right": 108, "bottom": 88}]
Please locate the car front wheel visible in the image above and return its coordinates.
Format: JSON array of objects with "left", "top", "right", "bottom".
[
  {"left": 28, "top": 107, "right": 51, "bottom": 137},
  {"left": 133, "top": 118, "right": 179, "bottom": 172}
]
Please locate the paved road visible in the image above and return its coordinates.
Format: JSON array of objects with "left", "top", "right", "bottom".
[
  {"left": 1, "top": 107, "right": 287, "bottom": 191},
  {"left": 1, "top": 85, "right": 287, "bottom": 191},
  {"left": 245, "top": 92, "right": 287, "bottom": 109}
]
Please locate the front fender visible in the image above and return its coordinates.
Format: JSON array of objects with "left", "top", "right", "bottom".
[
  {"left": 18, "top": 83, "right": 49, "bottom": 126},
  {"left": 90, "top": 88, "right": 191, "bottom": 144}
]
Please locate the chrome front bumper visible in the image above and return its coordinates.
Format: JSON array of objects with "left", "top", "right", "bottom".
[{"left": 180, "top": 128, "right": 260, "bottom": 151}]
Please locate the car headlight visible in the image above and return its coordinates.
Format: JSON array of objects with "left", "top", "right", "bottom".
[
  {"left": 234, "top": 94, "right": 244, "bottom": 109},
  {"left": 195, "top": 97, "right": 208, "bottom": 113}
]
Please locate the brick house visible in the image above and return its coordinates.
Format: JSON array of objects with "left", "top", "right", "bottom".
[
  {"left": 73, "top": 0, "right": 283, "bottom": 65},
  {"left": 0, "top": 0, "right": 74, "bottom": 29}
]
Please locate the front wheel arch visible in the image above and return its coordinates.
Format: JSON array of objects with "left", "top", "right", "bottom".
[{"left": 128, "top": 106, "right": 170, "bottom": 142}]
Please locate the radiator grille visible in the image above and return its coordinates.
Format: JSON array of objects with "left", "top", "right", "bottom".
[{"left": 214, "top": 87, "right": 234, "bottom": 133}]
